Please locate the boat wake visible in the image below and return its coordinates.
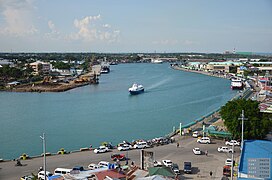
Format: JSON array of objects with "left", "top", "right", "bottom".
[{"left": 146, "top": 78, "right": 172, "bottom": 90}]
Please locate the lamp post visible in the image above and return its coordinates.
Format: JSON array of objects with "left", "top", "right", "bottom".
[
  {"left": 231, "top": 143, "right": 234, "bottom": 180},
  {"left": 40, "top": 133, "right": 46, "bottom": 180},
  {"left": 238, "top": 110, "right": 247, "bottom": 150}
]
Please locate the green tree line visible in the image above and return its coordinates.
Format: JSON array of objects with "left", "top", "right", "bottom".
[{"left": 220, "top": 99, "right": 272, "bottom": 140}]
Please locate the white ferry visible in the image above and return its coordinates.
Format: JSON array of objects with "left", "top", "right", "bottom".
[{"left": 128, "top": 83, "right": 144, "bottom": 95}]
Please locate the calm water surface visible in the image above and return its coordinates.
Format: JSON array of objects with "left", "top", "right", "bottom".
[{"left": 0, "top": 63, "right": 236, "bottom": 159}]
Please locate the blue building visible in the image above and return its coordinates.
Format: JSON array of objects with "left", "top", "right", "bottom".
[{"left": 238, "top": 140, "right": 272, "bottom": 180}]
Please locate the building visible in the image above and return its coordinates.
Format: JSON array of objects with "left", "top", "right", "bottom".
[
  {"left": 238, "top": 140, "right": 272, "bottom": 180},
  {"left": 29, "top": 61, "right": 52, "bottom": 75}
]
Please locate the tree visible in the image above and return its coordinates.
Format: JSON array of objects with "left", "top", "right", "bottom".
[{"left": 220, "top": 99, "right": 272, "bottom": 140}]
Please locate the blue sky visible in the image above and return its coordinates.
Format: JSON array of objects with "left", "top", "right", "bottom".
[{"left": 0, "top": 0, "right": 271, "bottom": 53}]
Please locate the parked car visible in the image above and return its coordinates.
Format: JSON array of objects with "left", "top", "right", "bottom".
[
  {"left": 154, "top": 160, "right": 162, "bottom": 167},
  {"left": 20, "top": 175, "right": 35, "bottom": 180},
  {"left": 88, "top": 163, "right": 100, "bottom": 170},
  {"left": 225, "top": 158, "right": 235, "bottom": 166},
  {"left": 192, "top": 131, "right": 200, "bottom": 138},
  {"left": 111, "top": 154, "right": 126, "bottom": 161},
  {"left": 172, "top": 163, "right": 180, "bottom": 175},
  {"left": 94, "top": 146, "right": 109, "bottom": 154},
  {"left": 98, "top": 161, "right": 110, "bottom": 168},
  {"left": 54, "top": 168, "right": 72, "bottom": 175},
  {"left": 162, "top": 160, "right": 173, "bottom": 167},
  {"left": 218, "top": 146, "right": 233, "bottom": 153},
  {"left": 117, "top": 144, "right": 132, "bottom": 151},
  {"left": 38, "top": 171, "right": 53, "bottom": 180},
  {"left": 72, "top": 166, "right": 84, "bottom": 171},
  {"left": 225, "top": 140, "right": 240, "bottom": 146},
  {"left": 183, "top": 162, "right": 192, "bottom": 174},
  {"left": 133, "top": 141, "right": 149, "bottom": 149},
  {"left": 192, "top": 147, "right": 201, "bottom": 155},
  {"left": 223, "top": 165, "right": 231, "bottom": 176},
  {"left": 197, "top": 137, "right": 211, "bottom": 144}
]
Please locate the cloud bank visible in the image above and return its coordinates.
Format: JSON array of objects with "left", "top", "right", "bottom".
[
  {"left": 69, "top": 15, "right": 120, "bottom": 43},
  {"left": 0, "top": 0, "right": 38, "bottom": 36}
]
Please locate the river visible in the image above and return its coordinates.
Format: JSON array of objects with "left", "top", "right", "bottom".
[{"left": 0, "top": 63, "right": 236, "bottom": 159}]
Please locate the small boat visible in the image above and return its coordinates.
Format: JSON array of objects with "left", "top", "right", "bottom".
[{"left": 128, "top": 83, "right": 144, "bottom": 95}]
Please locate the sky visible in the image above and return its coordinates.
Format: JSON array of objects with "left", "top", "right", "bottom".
[{"left": 0, "top": 0, "right": 271, "bottom": 53}]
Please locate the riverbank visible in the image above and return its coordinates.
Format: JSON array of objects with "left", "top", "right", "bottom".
[
  {"left": 171, "top": 64, "right": 229, "bottom": 79},
  {"left": 2, "top": 65, "right": 101, "bottom": 93}
]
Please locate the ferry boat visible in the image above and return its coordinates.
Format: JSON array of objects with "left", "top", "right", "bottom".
[
  {"left": 128, "top": 83, "right": 144, "bottom": 95},
  {"left": 231, "top": 78, "right": 243, "bottom": 90}
]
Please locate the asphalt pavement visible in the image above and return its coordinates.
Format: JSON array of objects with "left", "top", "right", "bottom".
[{"left": 0, "top": 136, "right": 240, "bottom": 180}]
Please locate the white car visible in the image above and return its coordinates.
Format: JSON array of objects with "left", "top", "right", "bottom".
[
  {"left": 218, "top": 146, "right": 234, "bottom": 153},
  {"left": 38, "top": 171, "right": 53, "bottom": 180},
  {"left": 133, "top": 141, "right": 149, "bottom": 149},
  {"left": 162, "top": 160, "right": 173, "bottom": 167},
  {"left": 225, "top": 140, "right": 240, "bottom": 146},
  {"left": 192, "top": 147, "right": 201, "bottom": 155},
  {"left": 154, "top": 160, "right": 162, "bottom": 167},
  {"left": 225, "top": 158, "right": 233, "bottom": 166},
  {"left": 192, "top": 131, "right": 200, "bottom": 138},
  {"left": 117, "top": 144, "right": 132, "bottom": 151},
  {"left": 93, "top": 146, "right": 109, "bottom": 153},
  {"left": 98, "top": 161, "right": 110, "bottom": 168},
  {"left": 88, "top": 163, "right": 100, "bottom": 170},
  {"left": 197, "top": 137, "right": 211, "bottom": 144}
]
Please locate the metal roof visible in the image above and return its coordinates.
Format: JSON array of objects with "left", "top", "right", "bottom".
[{"left": 238, "top": 140, "right": 272, "bottom": 179}]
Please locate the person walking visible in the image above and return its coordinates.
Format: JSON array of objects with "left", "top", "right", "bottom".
[
  {"left": 209, "top": 171, "right": 213, "bottom": 177},
  {"left": 176, "top": 142, "right": 179, "bottom": 148},
  {"left": 205, "top": 150, "right": 208, "bottom": 156}
]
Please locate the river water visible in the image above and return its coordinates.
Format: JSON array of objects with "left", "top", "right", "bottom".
[{"left": 0, "top": 63, "right": 236, "bottom": 159}]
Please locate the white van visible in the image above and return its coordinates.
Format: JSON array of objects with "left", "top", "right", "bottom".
[
  {"left": 133, "top": 141, "right": 149, "bottom": 149},
  {"left": 54, "top": 168, "right": 72, "bottom": 175},
  {"left": 98, "top": 161, "right": 110, "bottom": 168}
]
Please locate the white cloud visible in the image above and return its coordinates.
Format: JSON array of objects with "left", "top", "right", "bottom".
[
  {"left": 0, "top": 0, "right": 38, "bottom": 36},
  {"left": 69, "top": 15, "right": 120, "bottom": 43},
  {"left": 44, "top": 20, "right": 61, "bottom": 40}
]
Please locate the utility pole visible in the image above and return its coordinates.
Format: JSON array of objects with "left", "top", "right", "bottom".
[
  {"left": 238, "top": 110, "right": 247, "bottom": 150},
  {"left": 40, "top": 133, "right": 46, "bottom": 180},
  {"left": 231, "top": 143, "right": 234, "bottom": 180},
  {"left": 179, "top": 123, "right": 182, "bottom": 136}
]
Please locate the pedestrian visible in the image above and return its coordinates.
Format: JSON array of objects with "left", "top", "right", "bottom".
[
  {"left": 90, "top": 144, "right": 92, "bottom": 150},
  {"left": 205, "top": 150, "right": 208, "bottom": 156},
  {"left": 176, "top": 142, "right": 179, "bottom": 148},
  {"left": 209, "top": 171, "right": 213, "bottom": 177}
]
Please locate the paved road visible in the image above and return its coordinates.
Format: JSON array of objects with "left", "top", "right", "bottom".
[{"left": 0, "top": 136, "right": 240, "bottom": 180}]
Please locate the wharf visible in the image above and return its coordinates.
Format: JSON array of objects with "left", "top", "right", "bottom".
[{"left": 6, "top": 65, "right": 101, "bottom": 93}]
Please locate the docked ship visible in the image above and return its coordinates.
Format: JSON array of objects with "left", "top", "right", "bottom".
[
  {"left": 128, "top": 83, "right": 144, "bottom": 95},
  {"left": 151, "top": 59, "right": 163, "bottom": 64},
  {"left": 231, "top": 78, "right": 243, "bottom": 90},
  {"left": 100, "top": 62, "right": 110, "bottom": 74}
]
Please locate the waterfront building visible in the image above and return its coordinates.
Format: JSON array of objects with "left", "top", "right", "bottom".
[{"left": 30, "top": 61, "right": 52, "bottom": 75}]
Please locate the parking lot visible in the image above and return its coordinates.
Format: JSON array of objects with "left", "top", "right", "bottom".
[{"left": 0, "top": 135, "right": 240, "bottom": 180}]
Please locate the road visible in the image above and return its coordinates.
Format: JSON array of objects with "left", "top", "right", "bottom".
[{"left": 0, "top": 136, "right": 240, "bottom": 179}]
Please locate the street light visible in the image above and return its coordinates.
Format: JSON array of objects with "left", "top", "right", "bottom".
[
  {"left": 40, "top": 133, "right": 46, "bottom": 180},
  {"left": 238, "top": 110, "right": 247, "bottom": 150}
]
